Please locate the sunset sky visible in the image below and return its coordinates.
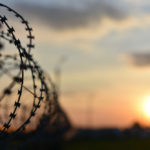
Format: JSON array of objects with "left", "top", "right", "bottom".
[{"left": 3, "top": 0, "right": 150, "bottom": 128}]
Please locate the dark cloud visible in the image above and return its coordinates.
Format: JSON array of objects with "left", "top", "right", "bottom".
[
  {"left": 15, "top": 1, "right": 127, "bottom": 30},
  {"left": 128, "top": 52, "right": 150, "bottom": 67}
]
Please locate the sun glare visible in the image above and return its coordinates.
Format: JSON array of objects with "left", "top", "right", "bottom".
[{"left": 143, "top": 96, "right": 150, "bottom": 117}]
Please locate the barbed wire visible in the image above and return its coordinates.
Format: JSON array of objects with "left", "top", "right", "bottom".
[
  {"left": 0, "top": 3, "right": 71, "bottom": 145},
  {"left": 0, "top": 30, "right": 71, "bottom": 134}
]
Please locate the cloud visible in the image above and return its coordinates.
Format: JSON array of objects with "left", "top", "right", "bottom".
[
  {"left": 126, "top": 52, "right": 150, "bottom": 67},
  {"left": 12, "top": 0, "right": 150, "bottom": 50},
  {"left": 15, "top": 1, "right": 127, "bottom": 31}
]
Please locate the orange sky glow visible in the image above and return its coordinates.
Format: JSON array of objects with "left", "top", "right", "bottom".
[{"left": 3, "top": 0, "right": 150, "bottom": 129}]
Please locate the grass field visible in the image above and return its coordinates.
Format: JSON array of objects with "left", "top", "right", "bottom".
[
  {"left": 62, "top": 138, "right": 150, "bottom": 150},
  {"left": 5, "top": 138, "right": 150, "bottom": 150}
]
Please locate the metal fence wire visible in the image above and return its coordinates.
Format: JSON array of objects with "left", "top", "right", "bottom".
[{"left": 0, "top": 3, "right": 71, "bottom": 147}]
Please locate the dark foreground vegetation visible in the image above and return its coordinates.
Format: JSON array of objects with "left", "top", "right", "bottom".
[
  {"left": 4, "top": 137, "right": 150, "bottom": 150},
  {"left": 2, "top": 122, "right": 150, "bottom": 150},
  {"left": 63, "top": 138, "right": 150, "bottom": 150}
]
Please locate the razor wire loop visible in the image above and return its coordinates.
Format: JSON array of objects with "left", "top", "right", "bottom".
[
  {"left": 0, "top": 3, "right": 36, "bottom": 109},
  {"left": 0, "top": 31, "right": 49, "bottom": 127},
  {"left": 0, "top": 50, "right": 44, "bottom": 137},
  {"left": 0, "top": 4, "right": 71, "bottom": 144},
  {"left": 0, "top": 3, "right": 35, "bottom": 54},
  {"left": 0, "top": 15, "right": 36, "bottom": 105},
  {"left": 0, "top": 30, "right": 52, "bottom": 106},
  {"left": 0, "top": 15, "right": 25, "bottom": 135},
  {"left": 0, "top": 7, "right": 46, "bottom": 138},
  {"left": 0, "top": 31, "right": 71, "bottom": 135},
  {"left": 0, "top": 20, "right": 59, "bottom": 140}
]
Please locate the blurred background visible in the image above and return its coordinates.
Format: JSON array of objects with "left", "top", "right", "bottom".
[{"left": 3, "top": 0, "right": 150, "bottom": 149}]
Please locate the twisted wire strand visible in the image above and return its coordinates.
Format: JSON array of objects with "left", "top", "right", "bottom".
[
  {"left": 0, "top": 11, "right": 46, "bottom": 138},
  {"left": 0, "top": 30, "right": 71, "bottom": 135},
  {"left": 0, "top": 3, "right": 35, "bottom": 54},
  {"left": 0, "top": 3, "right": 71, "bottom": 144},
  {"left": 0, "top": 31, "right": 48, "bottom": 130},
  {"left": 0, "top": 3, "right": 37, "bottom": 112}
]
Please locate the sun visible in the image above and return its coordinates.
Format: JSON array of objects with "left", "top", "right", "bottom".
[{"left": 143, "top": 96, "right": 150, "bottom": 117}]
